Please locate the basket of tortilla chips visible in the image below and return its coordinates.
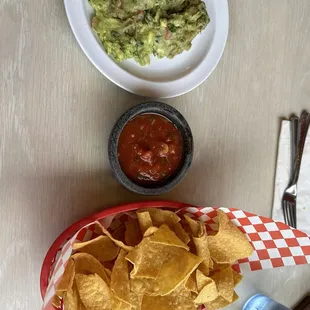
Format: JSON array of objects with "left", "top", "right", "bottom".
[{"left": 40, "top": 201, "right": 310, "bottom": 310}]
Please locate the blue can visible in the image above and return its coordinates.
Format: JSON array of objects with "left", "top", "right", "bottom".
[{"left": 243, "top": 294, "right": 291, "bottom": 310}]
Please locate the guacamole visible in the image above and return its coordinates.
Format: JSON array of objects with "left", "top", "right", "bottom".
[{"left": 90, "top": 0, "right": 210, "bottom": 65}]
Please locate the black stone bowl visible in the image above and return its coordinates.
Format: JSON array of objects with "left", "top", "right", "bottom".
[{"left": 108, "top": 102, "right": 193, "bottom": 195}]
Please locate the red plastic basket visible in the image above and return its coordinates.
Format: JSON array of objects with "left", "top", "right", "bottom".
[
  {"left": 41, "top": 200, "right": 310, "bottom": 310},
  {"left": 40, "top": 200, "right": 190, "bottom": 300}
]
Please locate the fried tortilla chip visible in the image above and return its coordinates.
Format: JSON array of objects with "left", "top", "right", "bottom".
[
  {"left": 232, "top": 269, "right": 243, "bottom": 287},
  {"left": 109, "top": 219, "right": 123, "bottom": 231},
  {"left": 126, "top": 239, "right": 168, "bottom": 279},
  {"left": 103, "top": 261, "right": 114, "bottom": 273},
  {"left": 205, "top": 292, "right": 239, "bottom": 310},
  {"left": 55, "top": 258, "right": 75, "bottom": 296},
  {"left": 193, "top": 223, "right": 211, "bottom": 275},
  {"left": 185, "top": 272, "right": 197, "bottom": 294},
  {"left": 63, "top": 281, "right": 85, "bottom": 310},
  {"left": 211, "top": 262, "right": 230, "bottom": 271},
  {"left": 52, "top": 295, "right": 62, "bottom": 309},
  {"left": 111, "top": 249, "right": 139, "bottom": 307},
  {"left": 173, "top": 222, "right": 191, "bottom": 245},
  {"left": 209, "top": 258, "right": 214, "bottom": 270},
  {"left": 204, "top": 296, "right": 230, "bottom": 310},
  {"left": 111, "top": 223, "right": 126, "bottom": 243},
  {"left": 196, "top": 270, "right": 213, "bottom": 292},
  {"left": 137, "top": 211, "right": 153, "bottom": 234},
  {"left": 105, "top": 267, "right": 112, "bottom": 278},
  {"left": 128, "top": 247, "right": 202, "bottom": 296},
  {"left": 75, "top": 273, "right": 112, "bottom": 309},
  {"left": 129, "top": 277, "right": 160, "bottom": 296},
  {"left": 112, "top": 295, "right": 132, "bottom": 310},
  {"left": 184, "top": 215, "right": 201, "bottom": 237},
  {"left": 96, "top": 222, "right": 133, "bottom": 252},
  {"left": 71, "top": 253, "right": 110, "bottom": 284},
  {"left": 150, "top": 224, "right": 189, "bottom": 250},
  {"left": 207, "top": 210, "right": 253, "bottom": 264},
  {"left": 125, "top": 218, "right": 142, "bottom": 246},
  {"left": 194, "top": 277, "right": 218, "bottom": 304},
  {"left": 73, "top": 235, "right": 119, "bottom": 262},
  {"left": 142, "top": 208, "right": 181, "bottom": 229},
  {"left": 155, "top": 248, "right": 203, "bottom": 295},
  {"left": 233, "top": 291, "right": 239, "bottom": 302},
  {"left": 143, "top": 226, "right": 158, "bottom": 237},
  {"left": 211, "top": 266, "right": 234, "bottom": 303},
  {"left": 141, "top": 284, "right": 196, "bottom": 310}
]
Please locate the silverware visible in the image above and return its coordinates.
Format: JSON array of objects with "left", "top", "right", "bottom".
[
  {"left": 283, "top": 116, "right": 299, "bottom": 226},
  {"left": 290, "top": 116, "right": 300, "bottom": 183},
  {"left": 282, "top": 111, "right": 310, "bottom": 228}
]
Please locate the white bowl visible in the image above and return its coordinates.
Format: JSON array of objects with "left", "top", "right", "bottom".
[{"left": 64, "top": 0, "right": 229, "bottom": 98}]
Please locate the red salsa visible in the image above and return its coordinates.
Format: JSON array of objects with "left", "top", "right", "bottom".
[{"left": 118, "top": 114, "right": 183, "bottom": 184}]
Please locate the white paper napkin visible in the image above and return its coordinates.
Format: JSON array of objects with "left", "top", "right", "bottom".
[{"left": 272, "top": 120, "right": 310, "bottom": 235}]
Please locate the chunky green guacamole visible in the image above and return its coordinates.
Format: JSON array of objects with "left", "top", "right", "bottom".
[{"left": 90, "top": 0, "right": 210, "bottom": 65}]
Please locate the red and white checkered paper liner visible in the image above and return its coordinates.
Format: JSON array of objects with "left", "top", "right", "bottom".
[{"left": 42, "top": 207, "right": 310, "bottom": 310}]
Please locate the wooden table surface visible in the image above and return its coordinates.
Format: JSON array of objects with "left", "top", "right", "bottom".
[{"left": 1, "top": 0, "right": 310, "bottom": 309}]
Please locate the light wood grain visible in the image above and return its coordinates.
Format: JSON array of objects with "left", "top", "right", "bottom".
[{"left": 1, "top": 0, "right": 310, "bottom": 309}]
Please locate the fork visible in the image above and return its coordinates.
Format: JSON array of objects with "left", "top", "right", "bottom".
[
  {"left": 282, "top": 116, "right": 299, "bottom": 227},
  {"left": 282, "top": 111, "right": 310, "bottom": 228}
]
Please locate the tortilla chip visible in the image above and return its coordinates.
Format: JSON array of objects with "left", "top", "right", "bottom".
[
  {"left": 112, "top": 223, "right": 127, "bottom": 244},
  {"left": 155, "top": 248, "right": 203, "bottom": 295},
  {"left": 103, "top": 261, "right": 114, "bottom": 273},
  {"left": 96, "top": 222, "right": 133, "bottom": 252},
  {"left": 184, "top": 215, "right": 200, "bottom": 237},
  {"left": 73, "top": 235, "right": 119, "bottom": 262},
  {"left": 128, "top": 246, "right": 202, "bottom": 296},
  {"left": 207, "top": 210, "right": 253, "bottom": 264},
  {"left": 204, "top": 296, "right": 230, "bottom": 310},
  {"left": 232, "top": 269, "right": 243, "bottom": 287},
  {"left": 142, "top": 208, "right": 181, "bottom": 229},
  {"left": 63, "top": 281, "right": 85, "bottom": 310},
  {"left": 75, "top": 273, "right": 112, "bottom": 310},
  {"left": 205, "top": 293, "right": 238, "bottom": 310},
  {"left": 105, "top": 267, "right": 112, "bottom": 278},
  {"left": 196, "top": 270, "right": 212, "bottom": 292},
  {"left": 126, "top": 239, "right": 167, "bottom": 279},
  {"left": 150, "top": 224, "right": 189, "bottom": 250},
  {"left": 109, "top": 219, "right": 123, "bottom": 231},
  {"left": 71, "top": 253, "right": 110, "bottom": 284},
  {"left": 111, "top": 249, "right": 138, "bottom": 306},
  {"left": 211, "top": 262, "right": 230, "bottom": 271},
  {"left": 233, "top": 291, "right": 239, "bottom": 302},
  {"left": 55, "top": 258, "right": 75, "bottom": 296},
  {"left": 141, "top": 285, "right": 196, "bottom": 310},
  {"left": 112, "top": 295, "right": 132, "bottom": 310},
  {"left": 137, "top": 211, "right": 153, "bottom": 234},
  {"left": 143, "top": 226, "right": 158, "bottom": 237},
  {"left": 129, "top": 277, "right": 160, "bottom": 296},
  {"left": 52, "top": 295, "right": 62, "bottom": 309},
  {"left": 209, "top": 257, "right": 214, "bottom": 270},
  {"left": 193, "top": 224, "right": 211, "bottom": 275},
  {"left": 185, "top": 272, "right": 197, "bottom": 293},
  {"left": 173, "top": 222, "right": 191, "bottom": 244},
  {"left": 186, "top": 239, "right": 198, "bottom": 256},
  {"left": 125, "top": 218, "right": 142, "bottom": 246},
  {"left": 211, "top": 266, "right": 234, "bottom": 303},
  {"left": 194, "top": 277, "right": 218, "bottom": 304},
  {"left": 112, "top": 295, "right": 123, "bottom": 310}
]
